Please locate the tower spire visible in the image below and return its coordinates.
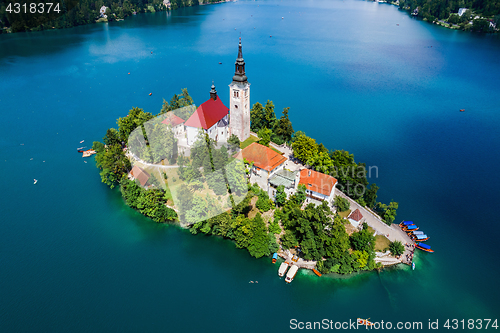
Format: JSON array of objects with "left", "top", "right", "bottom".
[
  {"left": 233, "top": 37, "right": 247, "bottom": 83},
  {"left": 210, "top": 81, "right": 217, "bottom": 100}
]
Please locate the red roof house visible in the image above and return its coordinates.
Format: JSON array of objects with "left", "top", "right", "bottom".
[
  {"left": 237, "top": 142, "right": 286, "bottom": 174},
  {"left": 161, "top": 112, "right": 185, "bottom": 127},
  {"left": 130, "top": 165, "right": 150, "bottom": 186},
  {"left": 348, "top": 209, "right": 363, "bottom": 222},
  {"left": 299, "top": 168, "right": 337, "bottom": 199}
]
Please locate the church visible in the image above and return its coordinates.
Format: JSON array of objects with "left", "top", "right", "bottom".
[{"left": 184, "top": 39, "right": 251, "bottom": 146}]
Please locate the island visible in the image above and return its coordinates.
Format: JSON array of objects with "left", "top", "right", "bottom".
[{"left": 91, "top": 40, "right": 417, "bottom": 279}]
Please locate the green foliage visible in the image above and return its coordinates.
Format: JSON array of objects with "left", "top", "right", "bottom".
[
  {"left": 117, "top": 107, "right": 154, "bottom": 143},
  {"left": 93, "top": 142, "right": 131, "bottom": 188},
  {"left": 292, "top": 132, "right": 318, "bottom": 164},
  {"left": 364, "top": 183, "right": 379, "bottom": 208},
  {"left": 389, "top": 241, "right": 405, "bottom": 256},
  {"left": 120, "top": 178, "right": 177, "bottom": 222},
  {"left": 275, "top": 185, "right": 287, "bottom": 207},
  {"left": 281, "top": 230, "right": 299, "bottom": 249},
  {"left": 250, "top": 102, "right": 265, "bottom": 132},
  {"left": 350, "top": 223, "right": 375, "bottom": 253},
  {"left": 228, "top": 134, "right": 241, "bottom": 147},
  {"left": 334, "top": 196, "right": 350, "bottom": 212},
  {"left": 160, "top": 88, "right": 194, "bottom": 119},
  {"left": 472, "top": 18, "right": 490, "bottom": 31},
  {"left": 290, "top": 184, "right": 306, "bottom": 206},
  {"left": 398, "top": 0, "right": 499, "bottom": 25},
  {"left": 268, "top": 233, "right": 280, "bottom": 254},
  {"left": 256, "top": 190, "right": 272, "bottom": 212},
  {"left": 273, "top": 107, "right": 294, "bottom": 143},
  {"left": 257, "top": 127, "right": 272, "bottom": 147},
  {"left": 377, "top": 201, "right": 399, "bottom": 225}
]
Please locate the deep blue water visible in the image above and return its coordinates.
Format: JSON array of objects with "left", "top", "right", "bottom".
[{"left": 1, "top": 0, "right": 499, "bottom": 331}]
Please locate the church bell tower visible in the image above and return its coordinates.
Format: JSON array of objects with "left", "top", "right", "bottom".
[{"left": 229, "top": 38, "right": 251, "bottom": 142}]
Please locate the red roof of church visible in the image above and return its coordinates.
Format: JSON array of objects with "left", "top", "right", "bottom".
[
  {"left": 161, "top": 112, "right": 185, "bottom": 127},
  {"left": 348, "top": 209, "right": 363, "bottom": 222},
  {"left": 236, "top": 142, "right": 286, "bottom": 172},
  {"left": 184, "top": 96, "right": 229, "bottom": 130},
  {"left": 299, "top": 169, "right": 337, "bottom": 197}
]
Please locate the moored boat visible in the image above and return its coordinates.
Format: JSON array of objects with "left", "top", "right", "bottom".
[
  {"left": 416, "top": 242, "right": 434, "bottom": 253},
  {"left": 272, "top": 252, "right": 278, "bottom": 264},
  {"left": 412, "top": 262, "right": 415, "bottom": 270},
  {"left": 312, "top": 269, "right": 322, "bottom": 277},
  {"left": 278, "top": 262, "right": 289, "bottom": 277},
  {"left": 285, "top": 264, "right": 298, "bottom": 283},
  {"left": 414, "top": 234, "right": 429, "bottom": 242},
  {"left": 400, "top": 221, "right": 413, "bottom": 227},
  {"left": 404, "top": 225, "right": 419, "bottom": 231}
]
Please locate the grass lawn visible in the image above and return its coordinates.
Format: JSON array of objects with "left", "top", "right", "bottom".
[
  {"left": 374, "top": 234, "right": 391, "bottom": 252},
  {"left": 337, "top": 209, "right": 351, "bottom": 218},
  {"left": 240, "top": 135, "right": 259, "bottom": 149}
]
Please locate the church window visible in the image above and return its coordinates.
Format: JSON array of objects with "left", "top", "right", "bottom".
[
  {"left": 233, "top": 90, "right": 239, "bottom": 98},
  {"left": 235, "top": 105, "right": 238, "bottom": 109}
]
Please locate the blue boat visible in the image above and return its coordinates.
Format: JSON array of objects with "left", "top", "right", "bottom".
[
  {"left": 400, "top": 221, "right": 413, "bottom": 226},
  {"left": 412, "top": 262, "right": 415, "bottom": 270},
  {"left": 416, "top": 242, "right": 434, "bottom": 253},
  {"left": 412, "top": 231, "right": 425, "bottom": 235},
  {"left": 272, "top": 252, "right": 278, "bottom": 264},
  {"left": 406, "top": 225, "right": 419, "bottom": 230},
  {"left": 415, "top": 234, "right": 429, "bottom": 241}
]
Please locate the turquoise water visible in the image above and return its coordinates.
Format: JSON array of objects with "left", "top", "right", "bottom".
[{"left": 1, "top": 0, "right": 499, "bottom": 331}]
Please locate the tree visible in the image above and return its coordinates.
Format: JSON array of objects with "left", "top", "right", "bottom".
[
  {"left": 350, "top": 223, "right": 375, "bottom": 253},
  {"left": 364, "top": 183, "right": 379, "bottom": 208},
  {"left": 274, "top": 107, "right": 294, "bottom": 143},
  {"left": 389, "top": 241, "right": 405, "bottom": 256},
  {"left": 263, "top": 100, "right": 277, "bottom": 129},
  {"left": 275, "top": 185, "right": 287, "bottom": 207},
  {"left": 103, "top": 128, "right": 121, "bottom": 146},
  {"left": 292, "top": 132, "right": 318, "bottom": 164},
  {"left": 250, "top": 102, "right": 264, "bottom": 132},
  {"left": 117, "top": 107, "right": 154, "bottom": 142},
  {"left": 281, "top": 230, "right": 298, "bottom": 249},
  {"left": 256, "top": 190, "right": 272, "bottom": 212},
  {"left": 334, "top": 196, "right": 350, "bottom": 212},
  {"left": 257, "top": 127, "right": 272, "bottom": 147},
  {"left": 377, "top": 201, "right": 399, "bottom": 225},
  {"left": 228, "top": 134, "right": 240, "bottom": 147}
]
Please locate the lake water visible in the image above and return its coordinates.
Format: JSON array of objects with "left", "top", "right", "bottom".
[{"left": 1, "top": 0, "right": 499, "bottom": 331}]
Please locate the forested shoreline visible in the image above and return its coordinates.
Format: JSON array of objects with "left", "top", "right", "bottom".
[
  {"left": 0, "top": 0, "right": 226, "bottom": 33},
  {"left": 393, "top": 0, "right": 500, "bottom": 32}
]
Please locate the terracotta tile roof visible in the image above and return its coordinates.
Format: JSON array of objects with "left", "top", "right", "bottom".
[
  {"left": 348, "top": 208, "right": 363, "bottom": 222},
  {"left": 161, "top": 112, "right": 185, "bottom": 127},
  {"left": 237, "top": 142, "right": 286, "bottom": 172},
  {"left": 299, "top": 168, "right": 337, "bottom": 197},
  {"left": 184, "top": 96, "right": 229, "bottom": 130},
  {"left": 130, "top": 165, "right": 150, "bottom": 186}
]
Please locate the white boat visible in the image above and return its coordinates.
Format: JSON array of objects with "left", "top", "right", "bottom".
[
  {"left": 285, "top": 265, "right": 298, "bottom": 283},
  {"left": 33, "top": 179, "right": 37, "bottom": 184},
  {"left": 278, "top": 262, "right": 289, "bottom": 277}
]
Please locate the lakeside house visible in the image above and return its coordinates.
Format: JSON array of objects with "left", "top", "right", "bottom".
[
  {"left": 348, "top": 208, "right": 364, "bottom": 228},
  {"left": 184, "top": 84, "right": 229, "bottom": 146},
  {"left": 161, "top": 112, "right": 185, "bottom": 137},
  {"left": 268, "top": 169, "right": 298, "bottom": 200},
  {"left": 130, "top": 165, "right": 150, "bottom": 186},
  {"left": 237, "top": 142, "right": 287, "bottom": 179},
  {"left": 100, "top": 6, "right": 107, "bottom": 18},
  {"left": 458, "top": 8, "right": 468, "bottom": 16},
  {"left": 298, "top": 168, "right": 337, "bottom": 204}
]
